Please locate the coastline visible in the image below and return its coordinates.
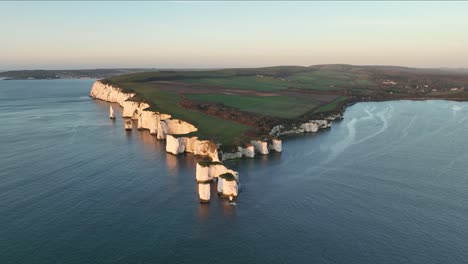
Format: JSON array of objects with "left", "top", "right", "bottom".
[{"left": 89, "top": 80, "right": 341, "bottom": 203}]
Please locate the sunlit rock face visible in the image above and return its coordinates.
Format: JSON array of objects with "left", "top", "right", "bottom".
[
  {"left": 157, "top": 120, "right": 169, "bottom": 140},
  {"left": 198, "top": 183, "right": 210, "bottom": 202},
  {"left": 122, "top": 101, "right": 150, "bottom": 119},
  {"left": 184, "top": 137, "right": 198, "bottom": 153},
  {"left": 196, "top": 162, "right": 238, "bottom": 182},
  {"left": 196, "top": 162, "right": 211, "bottom": 182},
  {"left": 250, "top": 140, "right": 269, "bottom": 155},
  {"left": 238, "top": 145, "right": 255, "bottom": 158},
  {"left": 269, "top": 139, "right": 282, "bottom": 152},
  {"left": 209, "top": 164, "right": 239, "bottom": 181},
  {"left": 301, "top": 122, "right": 319, "bottom": 133},
  {"left": 166, "top": 135, "right": 186, "bottom": 155},
  {"left": 222, "top": 180, "right": 238, "bottom": 197},
  {"left": 217, "top": 173, "right": 239, "bottom": 198},
  {"left": 89, "top": 81, "right": 134, "bottom": 106},
  {"left": 137, "top": 110, "right": 160, "bottom": 134},
  {"left": 194, "top": 140, "right": 219, "bottom": 162},
  {"left": 163, "top": 119, "right": 197, "bottom": 135}
]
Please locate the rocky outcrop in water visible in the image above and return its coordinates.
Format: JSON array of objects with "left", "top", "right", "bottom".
[
  {"left": 90, "top": 80, "right": 341, "bottom": 203},
  {"left": 250, "top": 140, "right": 269, "bottom": 155},
  {"left": 218, "top": 173, "right": 238, "bottom": 200},
  {"left": 198, "top": 183, "right": 210, "bottom": 203},
  {"left": 269, "top": 139, "right": 282, "bottom": 152}
]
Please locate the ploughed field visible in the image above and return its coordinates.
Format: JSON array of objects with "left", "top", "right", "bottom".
[{"left": 102, "top": 64, "right": 468, "bottom": 144}]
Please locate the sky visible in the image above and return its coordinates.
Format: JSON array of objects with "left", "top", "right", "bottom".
[{"left": 1, "top": 1, "right": 468, "bottom": 70}]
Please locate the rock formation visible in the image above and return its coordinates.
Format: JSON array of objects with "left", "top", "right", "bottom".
[
  {"left": 124, "top": 119, "right": 132, "bottom": 130},
  {"left": 218, "top": 173, "right": 238, "bottom": 199},
  {"left": 250, "top": 140, "right": 269, "bottom": 155},
  {"left": 122, "top": 101, "right": 150, "bottom": 119},
  {"left": 269, "top": 139, "right": 282, "bottom": 152},
  {"left": 90, "top": 80, "right": 341, "bottom": 203},
  {"left": 166, "top": 135, "right": 186, "bottom": 155},
  {"left": 109, "top": 105, "right": 115, "bottom": 119},
  {"left": 198, "top": 183, "right": 210, "bottom": 203},
  {"left": 238, "top": 145, "right": 255, "bottom": 158}
]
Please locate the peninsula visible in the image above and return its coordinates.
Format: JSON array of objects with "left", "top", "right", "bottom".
[{"left": 89, "top": 64, "right": 468, "bottom": 202}]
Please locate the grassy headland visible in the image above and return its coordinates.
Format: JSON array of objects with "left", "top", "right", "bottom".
[{"left": 102, "top": 64, "right": 468, "bottom": 144}]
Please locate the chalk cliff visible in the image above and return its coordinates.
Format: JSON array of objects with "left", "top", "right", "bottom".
[
  {"left": 90, "top": 81, "right": 134, "bottom": 106},
  {"left": 218, "top": 173, "right": 238, "bottom": 198},
  {"left": 239, "top": 145, "right": 255, "bottom": 158},
  {"left": 196, "top": 161, "right": 239, "bottom": 183},
  {"left": 90, "top": 80, "right": 342, "bottom": 203},
  {"left": 166, "top": 135, "right": 186, "bottom": 155},
  {"left": 163, "top": 119, "right": 198, "bottom": 135},
  {"left": 198, "top": 183, "right": 210, "bottom": 202},
  {"left": 122, "top": 101, "right": 150, "bottom": 119},
  {"left": 269, "top": 139, "right": 282, "bottom": 152},
  {"left": 250, "top": 140, "right": 269, "bottom": 155}
]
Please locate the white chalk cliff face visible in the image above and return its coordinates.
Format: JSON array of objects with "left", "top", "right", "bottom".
[
  {"left": 301, "top": 122, "right": 319, "bottom": 133},
  {"left": 122, "top": 101, "right": 150, "bottom": 119},
  {"left": 238, "top": 145, "right": 255, "bottom": 158},
  {"left": 198, "top": 183, "right": 210, "bottom": 202},
  {"left": 137, "top": 111, "right": 159, "bottom": 134},
  {"left": 196, "top": 162, "right": 239, "bottom": 182},
  {"left": 196, "top": 163, "right": 211, "bottom": 182},
  {"left": 223, "top": 180, "right": 238, "bottom": 197},
  {"left": 91, "top": 80, "right": 342, "bottom": 202},
  {"left": 269, "top": 139, "right": 282, "bottom": 152},
  {"left": 90, "top": 81, "right": 134, "bottom": 106},
  {"left": 163, "top": 119, "right": 197, "bottom": 135},
  {"left": 166, "top": 135, "right": 186, "bottom": 155},
  {"left": 250, "top": 140, "right": 269, "bottom": 155}
]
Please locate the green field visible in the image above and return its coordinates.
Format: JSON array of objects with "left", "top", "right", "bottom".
[
  {"left": 110, "top": 82, "right": 251, "bottom": 144},
  {"left": 186, "top": 94, "right": 318, "bottom": 118},
  {"left": 179, "top": 76, "right": 289, "bottom": 91},
  {"left": 101, "top": 64, "right": 468, "bottom": 144}
]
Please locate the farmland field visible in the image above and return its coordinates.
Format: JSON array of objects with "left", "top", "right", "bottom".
[{"left": 102, "top": 65, "right": 468, "bottom": 143}]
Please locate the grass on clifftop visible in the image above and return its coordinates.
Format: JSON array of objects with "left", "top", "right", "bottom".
[
  {"left": 186, "top": 93, "right": 318, "bottom": 118},
  {"left": 112, "top": 82, "right": 250, "bottom": 144},
  {"left": 103, "top": 65, "right": 468, "bottom": 144}
]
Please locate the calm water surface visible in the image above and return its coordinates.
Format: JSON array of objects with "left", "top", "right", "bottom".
[{"left": 1, "top": 80, "right": 467, "bottom": 263}]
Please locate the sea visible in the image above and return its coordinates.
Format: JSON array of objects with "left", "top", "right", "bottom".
[{"left": 1, "top": 79, "right": 467, "bottom": 264}]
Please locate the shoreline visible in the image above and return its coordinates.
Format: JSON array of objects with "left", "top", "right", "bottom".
[
  {"left": 89, "top": 81, "right": 342, "bottom": 203},
  {"left": 89, "top": 80, "right": 468, "bottom": 203}
]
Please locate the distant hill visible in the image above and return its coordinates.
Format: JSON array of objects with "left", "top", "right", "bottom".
[{"left": 0, "top": 69, "right": 155, "bottom": 80}]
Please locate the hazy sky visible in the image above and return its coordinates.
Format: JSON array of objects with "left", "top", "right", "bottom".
[{"left": 1, "top": 1, "right": 468, "bottom": 70}]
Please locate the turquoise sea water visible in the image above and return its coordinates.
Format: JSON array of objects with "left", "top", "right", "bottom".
[{"left": 1, "top": 79, "right": 467, "bottom": 263}]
